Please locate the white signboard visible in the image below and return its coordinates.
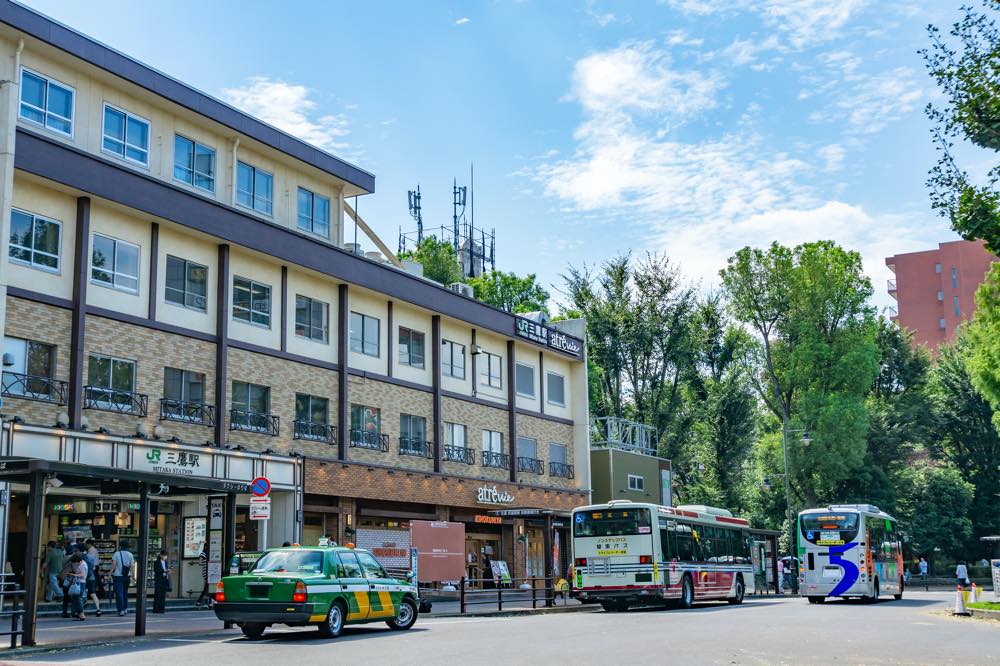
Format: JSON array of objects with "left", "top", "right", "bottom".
[
  {"left": 992, "top": 560, "right": 1000, "bottom": 602},
  {"left": 209, "top": 497, "right": 224, "bottom": 530},
  {"left": 134, "top": 445, "right": 210, "bottom": 477},
  {"left": 183, "top": 517, "right": 207, "bottom": 558},
  {"left": 250, "top": 496, "right": 271, "bottom": 520}
]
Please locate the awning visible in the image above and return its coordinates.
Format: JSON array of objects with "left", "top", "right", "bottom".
[{"left": 489, "top": 507, "right": 573, "bottom": 518}]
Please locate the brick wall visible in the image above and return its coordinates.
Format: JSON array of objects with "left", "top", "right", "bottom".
[
  {"left": 516, "top": 414, "right": 576, "bottom": 489},
  {"left": 2, "top": 297, "right": 72, "bottom": 426},
  {"left": 347, "top": 374, "right": 434, "bottom": 472},
  {"left": 442, "top": 396, "right": 510, "bottom": 483}
]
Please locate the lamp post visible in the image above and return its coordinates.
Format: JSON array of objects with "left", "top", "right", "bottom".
[{"left": 780, "top": 425, "right": 811, "bottom": 595}]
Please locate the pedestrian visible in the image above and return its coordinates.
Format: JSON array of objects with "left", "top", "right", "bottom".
[
  {"left": 918, "top": 557, "right": 929, "bottom": 590},
  {"left": 83, "top": 540, "right": 102, "bottom": 617},
  {"left": 65, "top": 551, "right": 87, "bottom": 621},
  {"left": 781, "top": 559, "right": 792, "bottom": 593},
  {"left": 43, "top": 541, "right": 64, "bottom": 603},
  {"left": 195, "top": 548, "right": 212, "bottom": 609},
  {"left": 58, "top": 553, "right": 75, "bottom": 618},
  {"left": 111, "top": 542, "right": 135, "bottom": 616},
  {"left": 152, "top": 549, "right": 171, "bottom": 614},
  {"left": 955, "top": 560, "right": 970, "bottom": 588}
]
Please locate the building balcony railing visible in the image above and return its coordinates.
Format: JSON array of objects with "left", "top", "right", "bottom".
[
  {"left": 482, "top": 451, "right": 510, "bottom": 470},
  {"left": 887, "top": 305, "right": 898, "bottom": 319},
  {"left": 159, "top": 398, "right": 215, "bottom": 426},
  {"left": 549, "top": 461, "right": 575, "bottom": 479},
  {"left": 443, "top": 445, "right": 475, "bottom": 465},
  {"left": 294, "top": 420, "right": 337, "bottom": 444},
  {"left": 517, "top": 456, "right": 545, "bottom": 475},
  {"left": 84, "top": 385, "right": 148, "bottom": 416},
  {"left": 229, "top": 409, "right": 279, "bottom": 436},
  {"left": 887, "top": 278, "right": 897, "bottom": 295},
  {"left": 1, "top": 371, "right": 67, "bottom": 405},
  {"left": 399, "top": 437, "right": 433, "bottom": 458},
  {"left": 350, "top": 429, "right": 389, "bottom": 452}
]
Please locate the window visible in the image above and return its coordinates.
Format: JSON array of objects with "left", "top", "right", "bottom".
[
  {"left": 297, "top": 188, "right": 330, "bottom": 237},
  {"left": 934, "top": 262, "right": 941, "bottom": 274},
  {"left": 102, "top": 104, "right": 149, "bottom": 165},
  {"left": 517, "top": 436, "right": 538, "bottom": 459},
  {"left": 295, "top": 295, "right": 329, "bottom": 343},
  {"left": 173, "top": 135, "right": 216, "bottom": 192},
  {"left": 337, "top": 551, "right": 364, "bottom": 578},
  {"left": 355, "top": 551, "right": 387, "bottom": 579},
  {"left": 954, "top": 296, "right": 960, "bottom": 318},
  {"left": 939, "top": 317, "right": 946, "bottom": 331},
  {"left": 231, "top": 381, "right": 271, "bottom": 432},
  {"left": 165, "top": 256, "right": 208, "bottom": 311},
  {"left": 9, "top": 208, "right": 60, "bottom": 271},
  {"left": 937, "top": 290, "right": 944, "bottom": 302},
  {"left": 232, "top": 276, "right": 271, "bottom": 327},
  {"left": 295, "top": 393, "right": 329, "bottom": 440},
  {"left": 236, "top": 161, "right": 273, "bottom": 215},
  {"left": 349, "top": 312, "right": 380, "bottom": 357},
  {"left": 400, "top": 414, "right": 427, "bottom": 453},
  {"left": 952, "top": 267, "right": 958, "bottom": 289},
  {"left": 546, "top": 372, "right": 565, "bottom": 406},
  {"left": 480, "top": 352, "right": 502, "bottom": 389},
  {"left": 350, "top": 404, "right": 383, "bottom": 449},
  {"left": 515, "top": 362, "right": 535, "bottom": 398},
  {"left": 442, "top": 340, "right": 465, "bottom": 379},
  {"left": 550, "top": 443, "right": 567, "bottom": 465},
  {"left": 482, "top": 430, "right": 503, "bottom": 454},
  {"left": 444, "top": 422, "right": 466, "bottom": 448},
  {"left": 627, "top": 474, "right": 644, "bottom": 491},
  {"left": 91, "top": 234, "right": 139, "bottom": 293},
  {"left": 2, "top": 337, "right": 56, "bottom": 399},
  {"left": 398, "top": 327, "right": 425, "bottom": 368},
  {"left": 162, "top": 367, "right": 206, "bottom": 422},
  {"left": 20, "top": 68, "right": 74, "bottom": 135},
  {"left": 87, "top": 353, "right": 136, "bottom": 403}
]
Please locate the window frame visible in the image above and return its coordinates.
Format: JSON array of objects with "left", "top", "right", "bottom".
[
  {"left": 546, "top": 371, "right": 566, "bottom": 407},
  {"left": 101, "top": 102, "right": 150, "bottom": 167},
  {"left": 232, "top": 275, "right": 272, "bottom": 328},
  {"left": 515, "top": 362, "right": 535, "bottom": 398},
  {"left": 296, "top": 187, "right": 331, "bottom": 238},
  {"left": 951, "top": 267, "right": 958, "bottom": 289},
  {"left": 19, "top": 67, "right": 75, "bottom": 137},
  {"left": 482, "top": 429, "right": 503, "bottom": 454},
  {"left": 480, "top": 352, "right": 502, "bottom": 389},
  {"left": 295, "top": 295, "right": 330, "bottom": 343},
  {"left": 954, "top": 296, "right": 960, "bottom": 318},
  {"left": 295, "top": 393, "right": 330, "bottom": 435},
  {"left": 9, "top": 208, "right": 61, "bottom": 273},
  {"left": 441, "top": 340, "right": 466, "bottom": 379},
  {"left": 549, "top": 442, "right": 568, "bottom": 465},
  {"left": 398, "top": 326, "right": 426, "bottom": 369},
  {"left": 350, "top": 404, "right": 382, "bottom": 433},
  {"left": 349, "top": 311, "right": 380, "bottom": 357},
  {"left": 399, "top": 413, "right": 427, "bottom": 452},
  {"left": 517, "top": 436, "right": 538, "bottom": 460},
  {"left": 90, "top": 233, "right": 140, "bottom": 294},
  {"left": 172, "top": 134, "right": 216, "bottom": 193},
  {"left": 236, "top": 161, "right": 274, "bottom": 216},
  {"left": 87, "top": 353, "right": 137, "bottom": 406},
  {"left": 163, "top": 367, "right": 206, "bottom": 404},
  {"left": 627, "top": 474, "right": 645, "bottom": 491},
  {"left": 231, "top": 380, "right": 270, "bottom": 415},
  {"left": 444, "top": 422, "right": 467, "bottom": 448},
  {"left": 164, "top": 255, "right": 208, "bottom": 312}
]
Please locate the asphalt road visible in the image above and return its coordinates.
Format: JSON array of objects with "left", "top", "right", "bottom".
[{"left": 3, "top": 591, "right": 998, "bottom": 665}]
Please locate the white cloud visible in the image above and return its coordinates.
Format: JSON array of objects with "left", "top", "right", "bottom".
[
  {"left": 585, "top": 0, "right": 616, "bottom": 27},
  {"left": 455, "top": 17, "right": 471, "bottom": 25},
  {"left": 220, "top": 77, "right": 351, "bottom": 155},
  {"left": 809, "top": 66, "right": 923, "bottom": 134},
  {"left": 715, "top": 35, "right": 782, "bottom": 66},
  {"left": 818, "top": 143, "right": 846, "bottom": 171},
  {"left": 666, "top": 29, "right": 703, "bottom": 47}
]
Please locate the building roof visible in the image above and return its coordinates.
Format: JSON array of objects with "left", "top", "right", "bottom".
[{"left": 0, "top": 0, "right": 375, "bottom": 194}]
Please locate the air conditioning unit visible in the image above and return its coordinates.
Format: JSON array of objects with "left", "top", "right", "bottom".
[{"left": 448, "top": 282, "right": 474, "bottom": 298}]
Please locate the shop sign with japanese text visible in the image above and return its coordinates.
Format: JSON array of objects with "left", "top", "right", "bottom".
[{"left": 135, "top": 446, "right": 209, "bottom": 477}]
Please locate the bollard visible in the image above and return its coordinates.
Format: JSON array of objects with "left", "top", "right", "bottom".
[
  {"left": 953, "top": 585, "right": 971, "bottom": 616},
  {"left": 460, "top": 577, "right": 466, "bottom": 614}
]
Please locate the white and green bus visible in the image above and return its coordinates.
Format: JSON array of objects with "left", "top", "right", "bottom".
[{"left": 798, "top": 504, "right": 904, "bottom": 604}]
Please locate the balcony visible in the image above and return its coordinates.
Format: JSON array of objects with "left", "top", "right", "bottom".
[
  {"left": 294, "top": 420, "right": 337, "bottom": 444},
  {"left": 399, "top": 437, "right": 433, "bottom": 458},
  {"left": 443, "top": 445, "right": 475, "bottom": 465},
  {"left": 517, "top": 456, "right": 545, "bottom": 475},
  {"left": 2, "top": 371, "right": 67, "bottom": 405},
  {"left": 229, "top": 409, "right": 279, "bottom": 436},
  {"left": 549, "top": 461, "right": 575, "bottom": 479},
  {"left": 887, "top": 279, "right": 897, "bottom": 297},
  {"left": 887, "top": 305, "right": 898, "bottom": 320},
  {"left": 482, "top": 451, "right": 510, "bottom": 470},
  {"left": 159, "top": 398, "right": 215, "bottom": 426},
  {"left": 84, "top": 386, "right": 148, "bottom": 416},
  {"left": 350, "top": 429, "right": 389, "bottom": 452}
]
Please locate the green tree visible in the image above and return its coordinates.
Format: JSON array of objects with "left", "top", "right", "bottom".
[
  {"left": 397, "top": 236, "right": 463, "bottom": 285},
  {"left": 467, "top": 271, "right": 550, "bottom": 314},
  {"left": 898, "top": 465, "right": 974, "bottom": 560}
]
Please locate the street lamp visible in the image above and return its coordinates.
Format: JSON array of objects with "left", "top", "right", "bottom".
[{"left": 780, "top": 426, "right": 810, "bottom": 594}]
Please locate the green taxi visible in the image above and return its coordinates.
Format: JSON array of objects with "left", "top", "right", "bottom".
[{"left": 213, "top": 546, "right": 419, "bottom": 640}]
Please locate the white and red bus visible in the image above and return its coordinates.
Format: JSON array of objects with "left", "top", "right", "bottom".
[{"left": 571, "top": 500, "right": 755, "bottom": 611}]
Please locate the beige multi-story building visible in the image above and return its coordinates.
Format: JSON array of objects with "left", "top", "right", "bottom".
[{"left": 0, "top": 1, "right": 589, "bottom": 619}]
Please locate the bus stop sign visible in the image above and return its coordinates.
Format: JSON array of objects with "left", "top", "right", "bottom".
[{"left": 250, "top": 476, "right": 271, "bottom": 497}]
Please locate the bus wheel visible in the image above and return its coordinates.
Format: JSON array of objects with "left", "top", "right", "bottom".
[
  {"left": 893, "top": 577, "right": 903, "bottom": 601},
  {"left": 807, "top": 596, "right": 825, "bottom": 604},
  {"left": 727, "top": 576, "right": 745, "bottom": 605},
  {"left": 601, "top": 600, "right": 628, "bottom": 612},
  {"left": 863, "top": 578, "right": 879, "bottom": 604},
  {"left": 679, "top": 576, "right": 694, "bottom": 610}
]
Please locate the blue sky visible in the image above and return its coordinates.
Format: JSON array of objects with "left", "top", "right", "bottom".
[{"left": 24, "top": 0, "right": 963, "bottom": 311}]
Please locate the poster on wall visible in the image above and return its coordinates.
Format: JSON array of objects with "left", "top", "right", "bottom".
[
  {"left": 183, "top": 517, "right": 207, "bottom": 558},
  {"left": 410, "top": 520, "right": 465, "bottom": 583},
  {"left": 355, "top": 527, "right": 412, "bottom": 569}
]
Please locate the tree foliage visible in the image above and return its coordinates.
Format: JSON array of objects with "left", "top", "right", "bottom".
[
  {"left": 397, "top": 236, "right": 463, "bottom": 286},
  {"left": 898, "top": 465, "right": 975, "bottom": 560},
  {"left": 467, "top": 271, "right": 550, "bottom": 314}
]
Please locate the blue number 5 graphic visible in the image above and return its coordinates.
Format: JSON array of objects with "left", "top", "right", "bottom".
[{"left": 828, "top": 542, "right": 859, "bottom": 597}]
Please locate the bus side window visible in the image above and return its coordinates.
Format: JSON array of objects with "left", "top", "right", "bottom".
[
  {"left": 659, "top": 518, "right": 673, "bottom": 560},
  {"left": 676, "top": 525, "right": 694, "bottom": 562}
]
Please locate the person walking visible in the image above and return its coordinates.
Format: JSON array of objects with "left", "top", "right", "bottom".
[
  {"left": 918, "top": 557, "right": 929, "bottom": 591},
  {"left": 83, "top": 540, "right": 102, "bottom": 617},
  {"left": 195, "top": 548, "right": 212, "bottom": 609},
  {"left": 955, "top": 561, "right": 970, "bottom": 588},
  {"left": 58, "top": 550, "right": 76, "bottom": 618},
  {"left": 65, "top": 551, "right": 88, "bottom": 621},
  {"left": 781, "top": 559, "right": 792, "bottom": 593},
  {"left": 111, "top": 542, "right": 135, "bottom": 616},
  {"left": 43, "top": 541, "right": 64, "bottom": 603},
  {"left": 152, "top": 549, "right": 171, "bottom": 614}
]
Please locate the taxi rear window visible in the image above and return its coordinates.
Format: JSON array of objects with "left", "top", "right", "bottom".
[{"left": 252, "top": 550, "right": 323, "bottom": 574}]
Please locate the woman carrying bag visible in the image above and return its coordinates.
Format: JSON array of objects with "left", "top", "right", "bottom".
[{"left": 65, "top": 551, "right": 88, "bottom": 621}]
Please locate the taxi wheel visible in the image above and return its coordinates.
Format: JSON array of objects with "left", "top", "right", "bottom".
[
  {"left": 318, "top": 600, "right": 346, "bottom": 638},
  {"left": 240, "top": 623, "right": 266, "bottom": 640},
  {"left": 387, "top": 598, "right": 417, "bottom": 631}
]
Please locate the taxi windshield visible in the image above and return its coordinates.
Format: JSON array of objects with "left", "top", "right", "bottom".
[{"left": 251, "top": 550, "right": 323, "bottom": 574}]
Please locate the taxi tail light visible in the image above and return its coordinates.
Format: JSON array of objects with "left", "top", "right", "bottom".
[
  {"left": 214, "top": 582, "right": 225, "bottom": 603},
  {"left": 639, "top": 555, "right": 653, "bottom": 565},
  {"left": 292, "top": 580, "right": 307, "bottom": 603},
  {"left": 574, "top": 558, "right": 587, "bottom": 567}
]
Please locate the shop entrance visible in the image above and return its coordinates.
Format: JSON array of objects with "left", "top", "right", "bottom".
[{"left": 465, "top": 534, "right": 501, "bottom": 585}]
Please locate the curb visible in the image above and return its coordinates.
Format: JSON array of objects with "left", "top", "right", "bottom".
[
  {"left": 0, "top": 627, "right": 237, "bottom": 658},
  {"left": 969, "top": 607, "right": 1000, "bottom": 622},
  {"left": 427, "top": 604, "right": 599, "bottom": 619}
]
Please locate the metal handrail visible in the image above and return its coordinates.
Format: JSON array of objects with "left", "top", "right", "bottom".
[
  {"left": 229, "top": 409, "right": 279, "bottom": 436},
  {"left": 350, "top": 429, "right": 389, "bottom": 452},
  {"left": 399, "top": 437, "right": 433, "bottom": 457},
  {"left": 0, "top": 582, "right": 25, "bottom": 648},
  {"left": 84, "top": 385, "right": 149, "bottom": 416},
  {"left": 517, "top": 456, "right": 545, "bottom": 474},
  {"left": 482, "top": 451, "right": 510, "bottom": 470},
  {"left": 293, "top": 420, "right": 337, "bottom": 443},
  {"left": 159, "top": 398, "right": 215, "bottom": 425},
  {"left": 443, "top": 445, "right": 475, "bottom": 465},
  {"left": 1, "top": 371, "right": 67, "bottom": 405},
  {"left": 458, "top": 576, "right": 563, "bottom": 613},
  {"left": 887, "top": 279, "right": 897, "bottom": 291},
  {"left": 549, "top": 461, "right": 575, "bottom": 479}
]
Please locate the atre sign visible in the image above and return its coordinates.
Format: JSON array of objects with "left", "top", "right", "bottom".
[{"left": 476, "top": 484, "right": 515, "bottom": 505}]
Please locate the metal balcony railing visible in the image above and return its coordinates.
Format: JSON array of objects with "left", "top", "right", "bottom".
[
  {"left": 1, "top": 371, "right": 67, "bottom": 405},
  {"left": 887, "top": 279, "right": 897, "bottom": 293},
  {"left": 399, "top": 437, "right": 433, "bottom": 458},
  {"left": 294, "top": 420, "right": 337, "bottom": 444},
  {"left": 159, "top": 398, "right": 215, "bottom": 425},
  {"left": 229, "top": 409, "right": 279, "bottom": 436},
  {"left": 887, "top": 305, "right": 898, "bottom": 319},
  {"left": 482, "top": 451, "right": 510, "bottom": 470},
  {"left": 517, "top": 457, "right": 545, "bottom": 475},
  {"left": 443, "top": 445, "right": 475, "bottom": 465},
  {"left": 84, "top": 385, "right": 148, "bottom": 416},
  {"left": 549, "top": 461, "right": 575, "bottom": 479},
  {"left": 350, "top": 429, "right": 389, "bottom": 452}
]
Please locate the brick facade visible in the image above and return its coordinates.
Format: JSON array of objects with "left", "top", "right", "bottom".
[
  {"left": 2, "top": 297, "right": 72, "bottom": 426},
  {"left": 517, "top": 413, "right": 576, "bottom": 489},
  {"left": 442, "top": 396, "right": 510, "bottom": 483}
]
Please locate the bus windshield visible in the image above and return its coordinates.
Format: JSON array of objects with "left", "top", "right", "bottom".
[
  {"left": 800, "top": 512, "right": 860, "bottom": 545},
  {"left": 574, "top": 508, "right": 651, "bottom": 537},
  {"left": 251, "top": 550, "right": 324, "bottom": 574}
]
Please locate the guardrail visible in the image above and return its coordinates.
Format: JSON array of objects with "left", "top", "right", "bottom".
[
  {"left": 84, "top": 385, "right": 149, "bottom": 416},
  {"left": 0, "top": 578, "right": 25, "bottom": 649},
  {"left": 458, "top": 576, "right": 561, "bottom": 613},
  {"left": 1, "top": 372, "right": 67, "bottom": 405}
]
